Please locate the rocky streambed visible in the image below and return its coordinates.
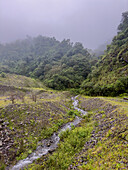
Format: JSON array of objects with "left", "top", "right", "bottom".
[{"left": 9, "top": 96, "right": 87, "bottom": 170}]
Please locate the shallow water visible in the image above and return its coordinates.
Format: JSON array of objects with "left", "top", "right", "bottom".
[{"left": 10, "top": 96, "right": 87, "bottom": 170}]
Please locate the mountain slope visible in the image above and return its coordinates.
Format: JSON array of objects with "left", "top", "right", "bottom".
[
  {"left": 0, "top": 37, "right": 95, "bottom": 90},
  {"left": 81, "top": 11, "right": 128, "bottom": 96}
]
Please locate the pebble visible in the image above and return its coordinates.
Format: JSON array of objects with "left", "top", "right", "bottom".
[{"left": 48, "top": 148, "right": 55, "bottom": 153}]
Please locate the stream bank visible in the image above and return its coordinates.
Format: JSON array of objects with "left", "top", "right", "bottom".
[
  {"left": 69, "top": 96, "right": 128, "bottom": 169},
  {"left": 10, "top": 96, "right": 87, "bottom": 170}
]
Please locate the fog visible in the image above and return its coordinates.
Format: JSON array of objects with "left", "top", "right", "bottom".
[{"left": 0, "top": 0, "right": 128, "bottom": 49}]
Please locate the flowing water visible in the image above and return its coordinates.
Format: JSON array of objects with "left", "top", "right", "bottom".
[{"left": 10, "top": 96, "right": 87, "bottom": 170}]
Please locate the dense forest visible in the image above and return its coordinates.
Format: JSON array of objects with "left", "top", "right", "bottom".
[
  {"left": 81, "top": 11, "right": 128, "bottom": 96},
  {"left": 0, "top": 37, "right": 96, "bottom": 90},
  {"left": 0, "top": 11, "right": 128, "bottom": 95}
]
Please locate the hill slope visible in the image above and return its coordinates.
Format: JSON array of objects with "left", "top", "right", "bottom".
[
  {"left": 0, "top": 37, "right": 95, "bottom": 90},
  {"left": 0, "top": 73, "right": 44, "bottom": 88},
  {"left": 81, "top": 11, "right": 128, "bottom": 96},
  {"left": 0, "top": 75, "right": 127, "bottom": 170}
]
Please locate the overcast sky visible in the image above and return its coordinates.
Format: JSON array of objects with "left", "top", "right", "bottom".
[{"left": 0, "top": 0, "right": 128, "bottom": 49}]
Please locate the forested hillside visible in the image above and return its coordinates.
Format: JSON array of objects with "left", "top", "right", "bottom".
[
  {"left": 81, "top": 11, "right": 128, "bottom": 96},
  {"left": 0, "top": 37, "right": 96, "bottom": 90},
  {"left": 0, "top": 12, "right": 128, "bottom": 95},
  {"left": 0, "top": 7, "right": 128, "bottom": 170}
]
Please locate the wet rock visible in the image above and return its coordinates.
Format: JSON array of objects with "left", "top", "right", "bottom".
[
  {"left": 4, "top": 137, "right": 10, "bottom": 142},
  {"left": 47, "top": 142, "right": 51, "bottom": 147},
  {"left": 0, "top": 140, "right": 2, "bottom": 146},
  {"left": 48, "top": 148, "right": 56, "bottom": 153}
]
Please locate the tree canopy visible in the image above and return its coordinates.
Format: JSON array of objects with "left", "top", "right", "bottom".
[{"left": 0, "top": 36, "right": 95, "bottom": 90}]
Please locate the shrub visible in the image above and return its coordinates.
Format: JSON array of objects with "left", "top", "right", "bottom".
[
  {"left": 67, "top": 110, "right": 80, "bottom": 117},
  {"left": 1, "top": 72, "right": 6, "bottom": 78}
]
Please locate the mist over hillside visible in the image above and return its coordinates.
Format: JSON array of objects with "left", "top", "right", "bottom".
[
  {"left": 0, "top": 1, "right": 128, "bottom": 169},
  {"left": 0, "top": 37, "right": 97, "bottom": 90},
  {"left": 0, "top": 0, "right": 127, "bottom": 49},
  {"left": 81, "top": 11, "right": 128, "bottom": 96}
]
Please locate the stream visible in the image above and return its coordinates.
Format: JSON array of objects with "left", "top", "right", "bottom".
[{"left": 10, "top": 96, "right": 87, "bottom": 170}]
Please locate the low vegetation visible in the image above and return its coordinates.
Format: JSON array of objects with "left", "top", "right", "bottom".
[
  {"left": 71, "top": 96, "right": 128, "bottom": 169},
  {"left": 0, "top": 73, "right": 44, "bottom": 88},
  {"left": 24, "top": 96, "right": 128, "bottom": 170},
  {"left": 0, "top": 75, "right": 75, "bottom": 168}
]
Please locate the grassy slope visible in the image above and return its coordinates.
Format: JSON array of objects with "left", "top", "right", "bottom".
[
  {"left": 0, "top": 73, "right": 44, "bottom": 88},
  {"left": 0, "top": 74, "right": 74, "bottom": 169},
  {"left": 25, "top": 96, "right": 128, "bottom": 170},
  {"left": 72, "top": 96, "right": 128, "bottom": 169},
  {"left": 0, "top": 73, "right": 46, "bottom": 108},
  {"left": 0, "top": 74, "right": 127, "bottom": 169}
]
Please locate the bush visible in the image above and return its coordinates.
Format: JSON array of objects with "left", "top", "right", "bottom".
[
  {"left": 67, "top": 110, "right": 80, "bottom": 117},
  {"left": 70, "top": 88, "right": 80, "bottom": 95},
  {"left": 1, "top": 72, "right": 6, "bottom": 78},
  {"left": 59, "top": 129, "right": 70, "bottom": 140}
]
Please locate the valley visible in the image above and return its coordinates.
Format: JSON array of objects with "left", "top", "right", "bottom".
[
  {"left": 0, "top": 9, "right": 128, "bottom": 170},
  {"left": 0, "top": 74, "right": 127, "bottom": 169}
]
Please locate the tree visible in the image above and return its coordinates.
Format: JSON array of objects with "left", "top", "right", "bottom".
[
  {"left": 1, "top": 72, "right": 6, "bottom": 78},
  {"left": 118, "top": 11, "right": 128, "bottom": 31},
  {"left": 10, "top": 93, "right": 15, "bottom": 104}
]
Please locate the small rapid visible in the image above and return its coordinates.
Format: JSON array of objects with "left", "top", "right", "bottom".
[{"left": 10, "top": 96, "right": 87, "bottom": 170}]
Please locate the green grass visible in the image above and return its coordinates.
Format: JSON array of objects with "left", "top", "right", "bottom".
[
  {"left": 0, "top": 73, "right": 44, "bottom": 88},
  {"left": 28, "top": 118, "right": 94, "bottom": 170},
  {"left": 20, "top": 95, "right": 128, "bottom": 170},
  {"left": 75, "top": 96, "right": 128, "bottom": 170},
  {"left": 0, "top": 94, "right": 73, "bottom": 164},
  {"left": 46, "top": 124, "right": 93, "bottom": 169},
  {"left": 0, "top": 73, "right": 127, "bottom": 170},
  {"left": 0, "top": 76, "right": 74, "bottom": 168}
]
